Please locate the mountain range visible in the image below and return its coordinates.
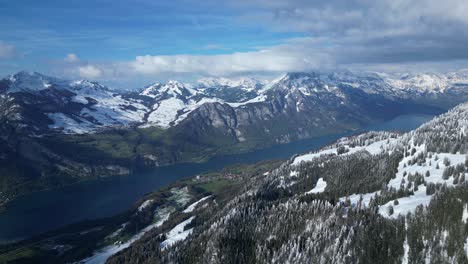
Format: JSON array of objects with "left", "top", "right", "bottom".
[
  {"left": 3, "top": 99, "right": 467, "bottom": 264},
  {"left": 3, "top": 70, "right": 468, "bottom": 135},
  {"left": 1, "top": 70, "right": 468, "bottom": 208}
]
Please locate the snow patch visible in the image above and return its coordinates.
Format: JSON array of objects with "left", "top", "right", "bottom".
[
  {"left": 463, "top": 204, "right": 468, "bottom": 224},
  {"left": 138, "top": 199, "right": 153, "bottom": 211},
  {"left": 160, "top": 216, "right": 195, "bottom": 249},
  {"left": 47, "top": 113, "right": 94, "bottom": 134},
  {"left": 380, "top": 186, "right": 431, "bottom": 219},
  {"left": 82, "top": 207, "right": 171, "bottom": 264},
  {"left": 293, "top": 139, "right": 396, "bottom": 166},
  {"left": 305, "top": 178, "right": 327, "bottom": 194},
  {"left": 339, "top": 191, "right": 380, "bottom": 206},
  {"left": 183, "top": 196, "right": 211, "bottom": 213}
]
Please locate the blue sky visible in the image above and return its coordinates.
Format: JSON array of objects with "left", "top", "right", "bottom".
[
  {"left": 1, "top": 0, "right": 468, "bottom": 87},
  {"left": 0, "top": 1, "right": 299, "bottom": 58}
]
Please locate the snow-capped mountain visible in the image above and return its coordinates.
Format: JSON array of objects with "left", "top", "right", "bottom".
[
  {"left": 197, "top": 76, "right": 264, "bottom": 91},
  {"left": 0, "top": 71, "right": 149, "bottom": 134},
  {"left": 141, "top": 80, "right": 197, "bottom": 99},
  {"left": 3, "top": 71, "right": 69, "bottom": 93},
  {"left": 2, "top": 71, "right": 468, "bottom": 263},
  {"left": 1, "top": 70, "right": 468, "bottom": 136}
]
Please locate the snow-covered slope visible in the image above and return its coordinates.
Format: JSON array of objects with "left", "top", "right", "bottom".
[
  {"left": 197, "top": 77, "right": 264, "bottom": 91},
  {"left": 5, "top": 71, "right": 69, "bottom": 93},
  {"left": 0, "top": 71, "right": 149, "bottom": 134},
  {"left": 106, "top": 102, "right": 468, "bottom": 263},
  {"left": 2, "top": 70, "right": 468, "bottom": 135},
  {"left": 284, "top": 102, "right": 468, "bottom": 219},
  {"left": 31, "top": 102, "right": 468, "bottom": 264},
  {"left": 140, "top": 78, "right": 268, "bottom": 128}
]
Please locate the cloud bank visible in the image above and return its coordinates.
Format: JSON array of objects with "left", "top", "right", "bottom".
[
  {"left": 78, "top": 65, "right": 102, "bottom": 79},
  {"left": 46, "top": 0, "right": 468, "bottom": 84}
]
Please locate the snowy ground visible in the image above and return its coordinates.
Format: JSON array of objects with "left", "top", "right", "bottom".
[
  {"left": 169, "top": 187, "right": 192, "bottom": 207},
  {"left": 339, "top": 191, "right": 380, "bottom": 206},
  {"left": 292, "top": 138, "right": 397, "bottom": 166},
  {"left": 47, "top": 113, "right": 95, "bottom": 134},
  {"left": 80, "top": 187, "right": 193, "bottom": 263},
  {"left": 138, "top": 199, "right": 153, "bottom": 211},
  {"left": 183, "top": 196, "right": 211, "bottom": 213},
  {"left": 380, "top": 186, "right": 432, "bottom": 218},
  {"left": 305, "top": 178, "right": 327, "bottom": 194},
  {"left": 160, "top": 216, "right": 195, "bottom": 249},
  {"left": 380, "top": 143, "right": 466, "bottom": 218},
  {"left": 81, "top": 207, "right": 172, "bottom": 264},
  {"left": 463, "top": 204, "right": 468, "bottom": 224},
  {"left": 335, "top": 141, "right": 467, "bottom": 218}
]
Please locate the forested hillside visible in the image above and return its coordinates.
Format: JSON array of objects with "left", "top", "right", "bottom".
[{"left": 103, "top": 103, "right": 468, "bottom": 263}]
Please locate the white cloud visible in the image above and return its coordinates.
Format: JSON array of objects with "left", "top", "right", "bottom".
[
  {"left": 232, "top": 0, "right": 468, "bottom": 64},
  {"left": 78, "top": 65, "right": 102, "bottom": 79},
  {"left": 130, "top": 43, "right": 333, "bottom": 76},
  {"left": 64, "top": 53, "right": 80, "bottom": 63},
  {"left": 47, "top": 0, "right": 468, "bottom": 85},
  {"left": 0, "top": 41, "right": 17, "bottom": 59},
  {"left": 83, "top": 0, "right": 468, "bottom": 80}
]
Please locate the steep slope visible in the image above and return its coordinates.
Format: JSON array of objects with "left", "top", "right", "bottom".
[
  {"left": 174, "top": 72, "right": 441, "bottom": 149},
  {"left": 2, "top": 103, "right": 468, "bottom": 264},
  {"left": 0, "top": 71, "right": 148, "bottom": 135},
  {"left": 1, "top": 70, "right": 466, "bottom": 137},
  {"left": 0, "top": 70, "right": 464, "bottom": 210},
  {"left": 103, "top": 102, "right": 468, "bottom": 264}
]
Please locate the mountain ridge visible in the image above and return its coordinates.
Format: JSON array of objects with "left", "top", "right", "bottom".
[
  {"left": 2, "top": 70, "right": 468, "bottom": 135},
  {"left": 0, "top": 70, "right": 465, "bottom": 210}
]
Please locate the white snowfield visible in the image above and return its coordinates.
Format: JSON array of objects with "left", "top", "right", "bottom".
[
  {"left": 293, "top": 138, "right": 397, "bottom": 166},
  {"left": 183, "top": 196, "right": 212, "bottom": 213},
  {"left": 81, "top": 208, "right": 172, "bottom": 264},
  {"left": 160, "top": 216, "right": 195, "bottom": 249},
  {"left": 305, "top": 178, "right": 327, "bottom": 194},
  {"left": 197, "top": 76, "right": 264, "bottom": 91},
  {"left": 380, "top": 143, "right": 466, "bottom": 219}
]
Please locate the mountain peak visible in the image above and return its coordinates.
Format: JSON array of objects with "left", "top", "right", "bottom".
[
  {"left": 197, "top": 76, "right": 263, "bottom": 91},
  {"left": 166, "top": 80, "right": 184, "bottom": 86},
  {"left": 6, "top": 71, "right": 67, "bottom": 93},
  {"left": 141, "top": 80, "right": 195, "bottom": 99},
  {"left": 70, "top": 80, "right": 110, "bottom": 91},
  {"left": 10, "top": 71, "right": 46, "bottom": 81}
]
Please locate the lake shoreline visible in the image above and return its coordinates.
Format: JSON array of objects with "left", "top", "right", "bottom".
[{"left": 0, "top": 113, "right": 436, "bottom": 243}]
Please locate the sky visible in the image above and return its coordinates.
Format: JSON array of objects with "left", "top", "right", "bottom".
[{"left": 1, "top": 0, "right": 468, "bottom": 88}]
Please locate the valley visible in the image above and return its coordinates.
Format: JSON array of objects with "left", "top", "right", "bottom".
[
  {"left": 4, "top": 2, "right": 468, "bottom": 263},
  {"left": 0, "top": 113, "right": 433, "bottom": 244},
  {"left": 1, "top": 70, "right": 463, "bottom": 209},
  {"left": 0, "top": 102, "right": 466, "bottom": 263}
]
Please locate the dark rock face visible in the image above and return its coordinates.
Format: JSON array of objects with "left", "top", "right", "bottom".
[{"left": 175, "top": 76, "right": 443, "bottom": 147}]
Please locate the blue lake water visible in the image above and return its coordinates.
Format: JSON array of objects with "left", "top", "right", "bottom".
[{"left": 0, "top": 114, "right": 435, "bottom": 243}]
